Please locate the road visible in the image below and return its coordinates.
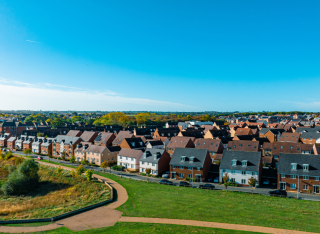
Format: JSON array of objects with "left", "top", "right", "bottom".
[{"left": 16, "top": 152, "right": 320, "bottom": 201}]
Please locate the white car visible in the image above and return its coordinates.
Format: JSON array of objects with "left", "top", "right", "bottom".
[{"left": 162, "top": 172, "right": 170, "bottom": 178}]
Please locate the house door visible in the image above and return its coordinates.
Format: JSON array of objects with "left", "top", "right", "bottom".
[
  {"left": 171, "top": 172, "right": 176, "bottom": 179},
  {"left": 313, "top": 185, "right": 320, "bottom": 194},
  {"left": 196, "top": 175, "right": 201, "bottom": 182},
  {"left": 280, "top": 182, "right": 286, "bottom": 190}
]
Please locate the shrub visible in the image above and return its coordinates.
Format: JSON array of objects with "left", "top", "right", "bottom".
[
  {"left": 85, "top": 169, "right": 93, "bottom": 181},
  {"left": 70, "top": 154, "right": 76, "bottom": 163},
  {"left": 61, "top": 152, "right": 66, "bottom": 161},
  {"left": 140, "top": 173, "right": 146, "bottom": 176},
  {"left": 81, "top": 160, "right": 89, "bottom": 165},
  {"left": 23, "top": 148, "right": 32, "bottom": 155},
  {"left": 8, "top": 165, "right": 17, "bottom": 173},
  {"left": 146, "top": 168, "right": 151, "bottom": 175},
  {"left": 1, "top": 159, "right": 39, "bottom": 195},
  {"left": 56, "top": 164, "right": 63, "bottom": 174},
  {"left": 15, "top": 157, "right": 24, "bottom": 166},
  {"left": 70, "top": 169, "right": 76, "bottom": 178},
  {"left": 112, "top": 165, "right": 124, "bottom": 171},
  {"left": 76, "top": 164, "right": 85, "bottom": 175},
  {"left": 4, "top": 151, "right": 13, "bottom": 160}
]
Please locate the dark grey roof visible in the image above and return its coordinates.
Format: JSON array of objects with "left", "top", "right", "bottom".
[
  {"left": 278, "top": 153, "right": 320, "bottom": 177},
  {"left": 170, "top": 148, "right": 208, "bottom": 168},
  {"left": 106, "top": 146, "right": 121, "bottom": 152},
  {"left": 54, "top": 135, "right": 81, "bottom": 144},
  {"left": 260, "top": 128, "right": 285, "bottom": 135},
  {"left": 300, "top": 132, "right": 320, "bottom": 140},
  {"left": 32, "top": 137, "right": 46, "bottom": 146},
  {"left": 41, "top": 138, "right": 55, "bottom": 146},
  {"left": 296, "top": 127, "right": 320, "bottom": 133},
  {"left": 140, "top": 149, "right": 166, "bottom": 163},
  {"left": 146, "top": 140, "right": 164, "bottom": 146},
  {"left": 220, "top": 150, "right": 261, "bottom": 171}
]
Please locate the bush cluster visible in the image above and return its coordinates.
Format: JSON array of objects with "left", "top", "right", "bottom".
[{"left": 1, "top": 160, "right": 40, "bottom": 195}]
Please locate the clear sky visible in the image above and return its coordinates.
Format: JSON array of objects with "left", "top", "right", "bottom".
[{"left": 0, "top": 1, "right": 320, "bottom": 112}]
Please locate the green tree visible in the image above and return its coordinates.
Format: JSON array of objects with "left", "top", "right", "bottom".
[
  {"left": 223, "top": 173, "right": 229, "bottom": 190},
  {"left": 23, "top": 148, "right": 32, "bottom": 155},
  {"left": 101, "top": 161, "right": 108, "bottom": 172},
  {"left": 70, "top": 154, "right": 76, "bottom": 163},
  {"left": 85, "top": 169, "right": 93, "bottom": 181},
  {"left": 76, "top": 164, "right": 85, "bottom": 175},
  {"left": 186, "top": 115, "right": 192, "bottom": 121}
]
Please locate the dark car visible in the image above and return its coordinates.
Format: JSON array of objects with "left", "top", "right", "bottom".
[
  {"left": 268, "top": 190, "right": 287, "bottom": 197},
  {"left": 159, "top": 179, "right": 173, "bottom": 185},
  {"left": 199, "top": 184, "right": 215, "bottom": 190},
  {"left": 179, "top": 181, "right": 191, "bottom": 187}
]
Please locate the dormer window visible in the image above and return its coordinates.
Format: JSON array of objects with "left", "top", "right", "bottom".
[
  {"left": 303, "top": 164, "right": 309, "bottom": 171},
  {"left": 232, "top": 159, "right": 237, "bottom": 166},
  {"left": 291, "top": 163, "right": 297, "bottom": 170},
  {"left": 131, "top": 142, "right": 135, "bottom": 147},
  {"left": 181, "top": 156, "right": 186, "bottom": 162},
  {"left": 242, "top": 160, "right": 247, "bottom": 167},
  {"left": 189, "top": 157, "right": 195, "bottom": 163}
]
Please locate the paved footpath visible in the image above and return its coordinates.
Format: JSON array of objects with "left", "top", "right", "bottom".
[{"left": 0, "top": 161, "right": 317, "bottom": 234}]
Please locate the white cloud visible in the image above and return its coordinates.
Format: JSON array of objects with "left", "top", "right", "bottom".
[
  {"left": 0, "top": 79, "right": 190, "bottom": 111},
  {"left": 26, "top": 40, "right": 41, "bottom": 44}
]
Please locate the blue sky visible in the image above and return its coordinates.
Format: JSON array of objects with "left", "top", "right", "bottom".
[{"left": 0, "top": 1, "right": 320, "bottom": 112}]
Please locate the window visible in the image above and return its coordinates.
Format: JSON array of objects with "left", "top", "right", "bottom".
[
  {"left": 291, "top": 175, "right": 296, "bottom": 179},
  {"left": 280, "top": 146, "right": 283, "bottom": 149},
  {"left": 233, "top": 145, "right": 236, "bottom": 148},
  {"left": 120, "top": 156, "right": 122, "bottom": 159},
  {"left": 242, "top": 171, "right": 246, "bottom": 175},
  {"left": 232, "top": 160, "right": 237, "bottom": 166},
  {"left": 231, "top": 170, "right": 235, "bottom": 174},
  {"left": 230, "top": 178, "right": 235, "bottom": 182},
  {"left": 241, "top": 179, "right": 246, "bottom": 184},
  {"left": 303, "top": 175, "right": 309, "bottom": 180},
  {"left": 188, "top": 167, "right": 192, "bottom": 170},
  {"left": 281, "top": 174, "right": 285, "bottom": 178},
  {"left": 252, "top": 172, "right": 256, "bottom": 175},
  {"left": 197, "top": 167, "right": 200, "bottom": 171},
  {"left": 179, "top": 173, "right": 183, "bottom": 178},
  {"left": 303, "top": 164, "right": 309, "bottom": 171},
  {"left": 222, "top": 169, "right": 226, "bottom": 173},
  {"left": 242, "top": 160, "right": 247, "bottom": 167},
  {"left": 142, "top": 162, "right": 145, "bottom": 165},
  {"left": 188, "top": 174, "right": 192, "bottom": 178},
  {"left": 315, "top": 177, "right": 319, "bottom": 181},
  {"left": 180, "top": 166, "right": 184, "bottom": 169},
  {"left": 131, "top": 157, "right": 134, "bottom": 161},
  {"left": 131, "top": 165, "right": 134, "bottom": 169},
  {"left": 290, "top": 183, "right": 296, "bottom": 189},
  {"left": 152, "top": 163, "right": 155, "bottom": 166},
  {"left": 303, "top": 184, "right": 308, "bottom": 190},
  {"left": 291, "top": 163, "right": 297, "bottom": 170}
]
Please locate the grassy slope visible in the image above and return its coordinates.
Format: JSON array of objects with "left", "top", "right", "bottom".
[
  {"left": 0, "top": 165, "right": 110, "bottom": 220},
  {"left": 25, "top": 222, "right": 264, "bottom": 234},
  {"left": 94, "top": 172, "right": 320, "bottom": 233}
]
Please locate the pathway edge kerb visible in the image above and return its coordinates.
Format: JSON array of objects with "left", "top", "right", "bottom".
[{"left": 119, "top": 217, "right": 316, "bottom": 234}]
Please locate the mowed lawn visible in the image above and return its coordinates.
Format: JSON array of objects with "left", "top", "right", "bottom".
[
  {"left": 27, "top": 222, "right": 264, "bottom": 234},
  {"left": 95, "top": 172, "right": 320, "bottom": 233}
]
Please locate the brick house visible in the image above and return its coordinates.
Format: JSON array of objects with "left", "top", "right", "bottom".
[
  {"left": 52, "top": 135, "right": 82, "bottom": 158},
  {"left": 279, "top": 132, "right": 301, "bottom": 143},
  {"left": 117, "top": 148, "right": 143, "bottom": 172},
  {"left": 0, "top": 121, "right": 16, "bottom": 134},
  {"left": 139, "top": 149, "right": 171, "bottom": 176},
  {"left": 204, "top": 130, "right": 228, "bottom": 139},
  {"left": 22, "top": 136, "right": 35, "bottom": 150},
  {"left": 145, "top": 140, "right": 165, "bottom": 149},
  {"left": 169, "top": 148, "right": 211, "bottom": 182},
  {"left": 112, "top": 131, "right": 134, "bottom": 146},
  {"left": 94, "top": 132, "right": 116, "bottom": 146},
  {"left": 166, "top": 136, "right": 195, "bottom": 156},
  {"left": 120, "top": 138, "right": 146, "bottom": 150},
  {"left": 80, "top": 131, "right": 99, "bottom": 143},
  {"left": 31, "top": 137, "right": 45, "bottom": 153},
  {"left": 153, "top": 128, "right": 180, "bottom": 138},
  {"left": 233, "top": 128, "right": 253, "bottom": 137},
  {"left": 7, "top": 137, "right": 17, "bottom": 151},
  {"left": 66, "top": 130, "right": 82, "bottom": 137},
  {"left": 194, "top": 139, "right": 224, "bottom": 160},
  {"left": 259, "top": 129, "right": 286, "bottom": 143},
  {"left": 84, "top": 145, "right": 112, "bottom": 166},
  {"left": 220, "top": 150, "right": 262, "bottom": 187},
  {"left": 0, "top": 132, "right": 13, "bottom": 148},
  {"left": 227, "top": 140, "right": 259, "bottom": 152},
  {"left": 15, "top": 135, "right": 27, "bottom": 151},
  {"left": 278, "top": 153, "right": 320, "bottom": 193},
  {"left": 40, "top": 138, "right": 54, "bottom": 155},
  {"left": 300, "top": 132, "right": 320, "bottom": 144}
]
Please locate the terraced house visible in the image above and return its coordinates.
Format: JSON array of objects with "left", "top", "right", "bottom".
[
  {"left": 139, "top": 149, "right": 171, "bottom": 176},
  {"left": 170, "top": 148, "right": 211, "bottom": 182},
  {"left": 40, "top": 138, "right": 54, "bottom": 155},
  {"left": 278, "top": 153, "right": 320, "bottom": 193},
  {"left": 117, "top": 148, "right": 143, "bottom": 171},
  {"left": 22, "top": 136, "right": 35, "bottom": 150},
  {"left": 52, "top": 135, "right": 82, "bottom": 158},
  {"left": 0, "top": 132, "right": 12, "bottom": 147}
]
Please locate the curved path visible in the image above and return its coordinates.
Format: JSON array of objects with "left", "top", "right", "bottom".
[
  {"left": 0, "top": 161, "right": 316, "bottom": 234},
  {"left": 0, "top": 162, "right": 128, "bottom": 233}
]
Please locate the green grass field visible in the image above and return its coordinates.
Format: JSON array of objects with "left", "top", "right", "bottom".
[
  {"left": 93, "top": 171, "right": 320, "bottom": 233},
  {"left": 23, "top": 222, "right": 264, "bottom": 234}
]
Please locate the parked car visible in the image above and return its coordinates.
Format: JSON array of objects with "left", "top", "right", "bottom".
[
  {"left": 159, "top": 179, "right": 173, "bottom": 185},
  {"left": 37, "top": 156, "right": 43, "bottom": 160},
  {"left": 179, "top": 181, "right": 191, "bottom": 187},
  {"left": 268, "top": 190, "right": 287, "bottom": 197},
  {"left": 263, "top": 179, "right": 270, "bottom": 185},
  {"left": 199, "top": 184, "right": 215, "bottom": 190},
  {"left": 162, "top": 172, "right": 170, "bottom": 178}
]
